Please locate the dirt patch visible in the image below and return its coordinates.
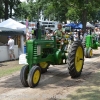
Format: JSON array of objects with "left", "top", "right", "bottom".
[{"left": 0, "top": 49, "right": 100, "bottom": 100}]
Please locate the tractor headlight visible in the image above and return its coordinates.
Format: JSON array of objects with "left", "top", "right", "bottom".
[{"left": 37, "top": 45, "right": 41, "bottom": 55}]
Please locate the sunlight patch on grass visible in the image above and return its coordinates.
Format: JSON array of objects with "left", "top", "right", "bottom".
[
  {"left": 66, "top": 86, "right": 100, "bottom": 100},
  {"left": 0, "top": 66, "right": 22, "bottom": 78}
]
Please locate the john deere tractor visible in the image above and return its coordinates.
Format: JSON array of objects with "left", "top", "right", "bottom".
[
  {"left": 20, "top": 23, "right": 84, "bottom": 88},
  {"left": 84, "top": 32, "right": 100, "bottom": 58}
]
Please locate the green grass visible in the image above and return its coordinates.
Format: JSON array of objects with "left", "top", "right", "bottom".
[
  {"left": 66, "top": 86, "right": 100, "bottom": 100},
  {"left": 63, "top": 71, "right": 100, "bottom": 100},
  {"left": 0, "top": 66, "right": 22, "bottom": 78}
]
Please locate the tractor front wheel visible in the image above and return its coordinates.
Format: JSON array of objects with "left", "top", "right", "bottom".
[
  {"left": 38, "top": 62, "right": 50, "bottom": 73},
  {"left": 84, "top": 47, "right": 93, "bottom": 58},
  {"left": 67, "top": 41, "right": 84, "bottom": 78},
  {"left": 28, "top": 66, "right": 41, "bottom": 88},
  {"left": 20, "top": 65, "right": 29, "bottom": 87},
  {"left": 87, "top": 48, "right": 93, "bottom": 58}
]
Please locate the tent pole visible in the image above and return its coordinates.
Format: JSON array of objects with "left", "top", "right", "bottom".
[{"left": 20, "top": 35, "right": 24, "bottom": 54}]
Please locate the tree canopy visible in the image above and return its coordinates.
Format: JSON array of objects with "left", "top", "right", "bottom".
[
  {"left": 0, "top": 0, "right": 21, "bottom": 19},
  {"left": 0, "top": 0, "right": 100, "bottom": 31}
]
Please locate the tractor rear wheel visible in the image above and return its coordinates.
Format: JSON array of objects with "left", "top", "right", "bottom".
[
  {"left": 28, "top": 66, "right": 41, "bottom": 88},
  {"left": 87, "top": 47, "right": 93, "bottom": 58},
  {"left": 38, "top": 62, "right": 50, "bottom": 73},
  {"left": 67, "top": 41, "right": 84, "bottom": 78},
  {"left": 20, "top": 65, "right": 29, "bottom": 87}
]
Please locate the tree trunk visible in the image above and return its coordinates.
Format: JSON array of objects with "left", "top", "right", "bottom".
[
  {"left": 10, "top": 6, "right": 13, "bottom": 18},
  {"left": 81, "top": 10, "right": 87, "bottom": 33},
  {"left": 4, "top": 0, "right": 9, "bottom": 19},
  {"left": 81, "top": 0, "right": 89, "bottom": 33}
]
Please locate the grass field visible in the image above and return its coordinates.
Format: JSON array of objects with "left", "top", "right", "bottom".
[
  {"left": 0, "top": 66, "right": 22, "bottom": 78},
  {"left": 0, "top": 61, "right": 23, "bottom": 78},
  {"left": 66, "top": 70, "right": 100, "bottom": 100}
]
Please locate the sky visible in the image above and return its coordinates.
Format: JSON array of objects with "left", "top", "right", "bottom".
[
  {"left": 20, "top": 0, "right": 36, "bottom": 2},
  {"left": 20, "top": 0, "right": 26, "bottom": 2}
]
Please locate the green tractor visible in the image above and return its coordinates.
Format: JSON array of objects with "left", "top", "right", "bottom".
[
  {"left": 83, "top": 32, "right": 100, "bottom": 58},
  {"left": 20, "top": 23, "right": 84, "bottom": 88}
]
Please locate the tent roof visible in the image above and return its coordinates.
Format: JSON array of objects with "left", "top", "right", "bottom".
[
  {"left": 65, "top": 22, "right": 95, "bottom": 29},
  {"left": 0, "top": 27, "right": 24, "bottom": 36},
  {"left": 0, "top": 18, "right": 26, "bottom": 29},
  {"left": 66, "top": 23, "right": 76, "bottom": 28},
  {"left": 74, "top": 23, "right": 83, "bottom": 29},
  {"left": 86, "top": 22, "right": 95, "bottom": 28}
]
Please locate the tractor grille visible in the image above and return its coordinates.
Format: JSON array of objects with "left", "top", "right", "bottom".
[{"left": 33, "top": 45, "right": 38, "bottom": 57}]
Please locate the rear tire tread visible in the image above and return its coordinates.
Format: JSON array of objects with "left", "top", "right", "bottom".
[
  {"left": 67, "top": 41, "right": 84, "bottom": 78},
  {"left": 20, "top": 65, "right": 29, "bottom": 87}
]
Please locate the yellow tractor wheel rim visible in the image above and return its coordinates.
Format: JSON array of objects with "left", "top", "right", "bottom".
[
  {"left": 75, "top": 47, "right": 83, "bottom": 72},
  {"left": 66, "top": 35, "right": 69, "bottom": 38},
  {"left": 39, "top": 62, "right": 48, "bottom": 68},
  {"left": 90, "top": 49, "right": 93, "bottom": 56},
  {"left": 33, "top": 70, "right": 40, "bottom": 84}
]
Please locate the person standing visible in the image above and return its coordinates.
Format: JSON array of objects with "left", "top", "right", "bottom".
[
  {"left": 80, "top": 30, "right": 83, "bottom": 42},
  {"left": 26, "top": 31, "right": 32, "bottom": 40},
  {"left": 7, "top": 36, "right": 15, "bottom": 60},
  {"left": 94, "top": 27, "right": 99, "bottom": 41},
  {"left": 31, "top": 28, "right": 35, "bottom": 38},
  {"left": 73, "top": 32, "right": 78, "bottom": 41}
]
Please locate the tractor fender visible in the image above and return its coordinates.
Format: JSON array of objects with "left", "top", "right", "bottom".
[{"left": 55, "top": 50, "right": 62, "bottom": 64}]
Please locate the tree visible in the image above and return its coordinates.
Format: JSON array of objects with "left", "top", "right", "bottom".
[
  {"left": 0, "top": 0, "right": 21, "bottom": 19},
  {"left": 9, "top": 0, "right": 21, "bottom": 18},
  {"left": 14, "top": 2, "right": 30, "bottom": 20},
  {"left": 0, "top": 0, "right": 4, "bottom": 19},
  {"left": 66, "top": 8, "right": 79, "bottom": 22},
  {"left": 14, "top": 1, "right": 38, "bottom": 21},
  {"left": 35, "top": 0, "right": 68, "bottom": 22},
  {"left": 68, "top": 0, "right": 100, "bottom": 32},
  {"left": 3, "top": 0, "right": 9, "bottom": 19},
  {"left": 1, "top": 0, "right": 100, "bottom": 30}
]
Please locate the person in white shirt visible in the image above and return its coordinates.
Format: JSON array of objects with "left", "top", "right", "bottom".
[
  {"left": 74, "top": 32, "right": 78, "bottom": 41},
  {"left": 94, "top": 27, "right": 99, "bottom": 41},
  {"left": 80, "top": 33, "right": 83, "bottom": 42},
  {"left": 7, "top": 36, "right": 15, "bottom": 60}
]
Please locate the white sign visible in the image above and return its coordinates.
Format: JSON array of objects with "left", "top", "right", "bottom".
[{"left": 19, "top": 54, "right": 28, "bottom": 64}]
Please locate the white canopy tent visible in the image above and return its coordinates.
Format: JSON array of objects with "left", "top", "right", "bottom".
[
  {"left": 86, "top": 22, "right": 95, "bottom": 28},
  {"left": 0, "top": 18, "right": 27, "bottom": 56},
  {"left": 0, "top": 18, "right": 33, "bottom": 33},
  {"left": 0, "top": 18, "right": 26, "bottom": 30}
]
